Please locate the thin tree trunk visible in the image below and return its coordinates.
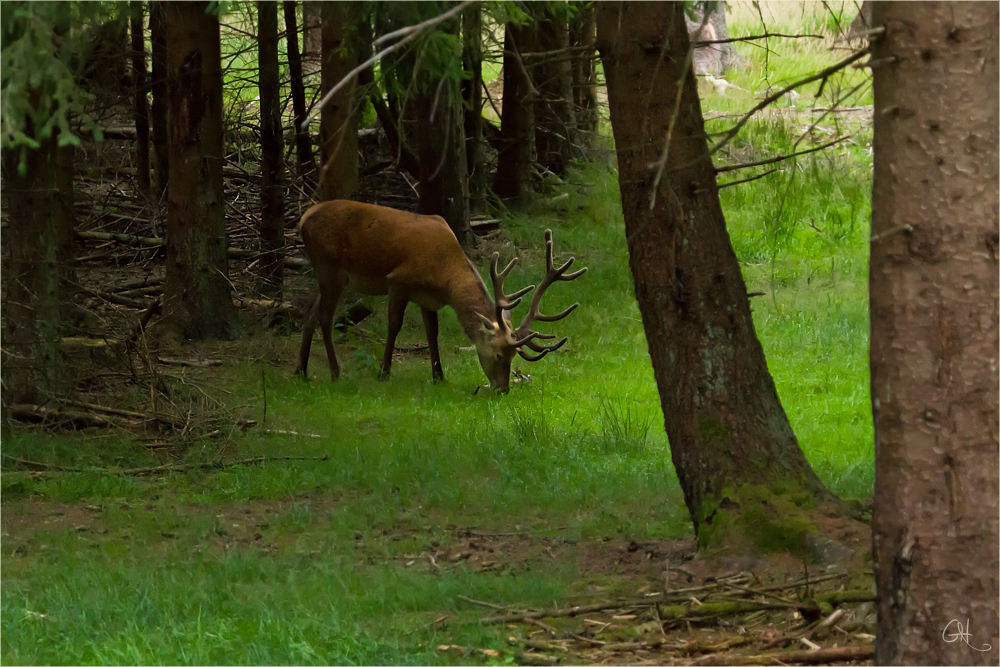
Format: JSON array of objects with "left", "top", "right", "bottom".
[
  {"left": 318, "top": 1, "right": 359, "bottom": 202},
  {"left": 283, "top": 1, "right": 317, "bottom": 191},
  {"left": 416, "top": 87, "right": 472, "bottom": 248},
  {"left": 493, "top": 20, "right": 535, "bottom": 204},
  {"left": 532, "top": 4, "right": 578, "bottom": 175},
  {"left": 462, "top": 4, "right": 486, "bottom": 213},
  {"left": 130, "top": 1, "right": 150, "bottom": 196},
  {"left": 596, "top": 2, "right": 838, "bottom": 553},
  {"left": 870, "top": 2, "right": 999, "bottom": 663},
  {"left": 570, "top": 1, "right": 598, "bottom": 146},
  {"left": 162, "top": 1, "right": 238, "bottom": 340},
  {"left": 149, "top": 1, "right": 168, "bottom": 198},
  {"left": 257, "top": 0, "right": 284, "bottom": 299},
  {"left": 302, "top": 1, "right": 321, "bottom": 66}
]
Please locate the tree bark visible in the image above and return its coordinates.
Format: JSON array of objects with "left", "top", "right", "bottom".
[
  {"left": 493, "top": 19, "right": 535, "bottom": 204},
  {"left": 462, "top": 3, "right": 486, "bottom": 214},
  {"left": 870, "top": 2, "right": 999, "bottom": 663},
  {"left": 162, "top": 1, "right": 238, "bottom": 340},
  {"left": 2, "top": 135, "right": 75, "bottom": 404},
  {"left": 570, "top": 1, "right": 598, "bottom": 147},
  {"left": 318, "top": 1, "right": 359, "bottom": 202},
  {"left": 414, "top": 10, "right": 472, "bottom": 248},
  {"left": 149, "top": 1, "right": 169, "bottom": 198},
  {"left": 257, "top": 0, "right": 284, "bottom": 299},
  {"left": 596, "top": 2, "right": 838, "bottom": 553},
  {"left": 302, "top": 1, "right": 321, "bottom": 66},
  {"left": 130, "top": 1, "right": 150, "bottom": 196},
  {"left": 531, "top": 3, "right": 579, "bottom": 175},
  {"left": 283, "top": 0, "right": 317, "bottom": 191}
]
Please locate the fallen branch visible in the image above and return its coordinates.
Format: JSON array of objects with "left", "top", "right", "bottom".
[
  {"left": 156, "top": 357, "right": 223, "bottom": 367},
  {"left": 687, "top": 644, "right": 873, "bottom": 666},
  {"left": 6, "top": 404, "right": 123, "bottom": 429}
]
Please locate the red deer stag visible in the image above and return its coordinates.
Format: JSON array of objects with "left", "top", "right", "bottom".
[{"left": 295, "top": 200, "right": 586, "bottom": 392}]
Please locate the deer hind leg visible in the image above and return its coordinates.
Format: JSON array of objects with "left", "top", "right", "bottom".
[
  {"left": 379, "top": 287, "right": 409, "bottom": 380},
  {"left": 421, "top": 307, "right": 444, "bottom": 382}
]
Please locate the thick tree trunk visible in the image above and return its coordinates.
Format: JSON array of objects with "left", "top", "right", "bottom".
[
  {"left": 149, "top": 1, "right": 169, "bottom": 198},
  {"left": 2, "top": 135, "right": 74, "bottom": 404},
  {"left": 130, "top": 1, "right": 150, "bottom": 196},
  {"left": 462, "top": 4, "right": 486, "bottom": 214},
  {"left": 570, "top": 1, "right": 598, "bottom": 147},
  {"left": 596, "top": 2, "right": 837, "bottom": 553},
  {"left": 162, "top": 1, "right": 238, "bottom": 340},
  {"left": 257, "top": 1, "right": 284, "bottom": 299},
  {"left": 318, "top": 1, "right": 358, "bottom": 202},
  {"left": 531, "top": 4, "right": 578, "bottom": 175},
  {"left": 493, "top": 20, "right": 535, "bottom": 204},
  {"left": 870, "top": 3, "right": 999, "bottom": 663},
  {"left": 283, "top": 1, "right": 317, "bottom": 191}
]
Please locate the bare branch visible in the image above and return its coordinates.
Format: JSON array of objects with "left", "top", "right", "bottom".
[
  {"left": 305, "top": 1, "right": 473, "bottom": 129},
  {"left": 709, "top": 47, "right": 870, "bottom": 157},
  {"left": 715, "top": 136, "right": 850, "bottom": 173}
]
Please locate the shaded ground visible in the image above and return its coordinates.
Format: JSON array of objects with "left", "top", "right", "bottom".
[{"left": 4, "top": 496, "right": 876, "bottom": 665}]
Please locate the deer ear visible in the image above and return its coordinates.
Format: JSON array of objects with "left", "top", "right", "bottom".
[{"left": 477, "top": 313, "right": 496, "bottom": 331}]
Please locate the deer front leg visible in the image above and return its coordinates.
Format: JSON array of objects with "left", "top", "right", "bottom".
[
  {"left": 380, "top": 289, "right": 408, "bottom": 380},
  {"left": 421, "top": 307, "right": 444, "bottom": 382},
  {"left": 296, "top": 291, "right": 322, "bottom": 378}
]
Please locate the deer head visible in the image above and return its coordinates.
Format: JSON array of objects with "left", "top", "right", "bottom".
[{"left": 475, "top": 229, "right": 587, "bottom": 393}]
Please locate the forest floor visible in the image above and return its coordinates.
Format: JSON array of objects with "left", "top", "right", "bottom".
[{"left": 2, "top": 6, "right": 879, "bottom": 661}]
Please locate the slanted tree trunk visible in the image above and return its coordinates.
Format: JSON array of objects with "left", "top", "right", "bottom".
[
  {"left": 149, "top": 1, "right": 169, "bottom": 198},
  {"left": 130, "top": 1, "right": 150, "bottom": 196},
  {"left": 318, "top": 1, "right": 359, "bottom": 202},
  {"left": 462, "top": 3, "right": 486, "bottom": 213},
  {"left": 162, "top": 1, "right": 238, "bottom": 340},
  {"left": 283, "top": 0, "right": 317, "bottom": 191},
  {"left": 2, "top": 134, "right": 75, "bottom": 404},
  {"left": 257, "top": 0, "right": 284, "bottom": 299},
  {"left": 531, "top": 3, "right": 578, "bottom": 175},
  {"left": 493, "top": 19, "right": 535, "bottom": 204},
  {"left": 570, "top": 1, "right": 598, "bottom": 148},
  {"left": 596, "top": 2, "right": 842, "bottom": 555},
  {"left": 870, "top": 2, "right": 999, "bottom": 663}
]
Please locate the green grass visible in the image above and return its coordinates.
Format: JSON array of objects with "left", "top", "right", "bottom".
[{"left": 2, "top": 5, "right": 875, "bottom": 662}]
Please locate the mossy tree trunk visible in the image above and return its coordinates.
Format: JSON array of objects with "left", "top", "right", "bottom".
[
  {"left": 870, "top": 2, "right": 999, "bottom": 663},
  {"left": 493, "top": 18, "right": 535, "bottom": 204},
  {"left": 283, "top": 1, "right": 317, "bottom": 193},
  {"left": 257, "top": 0, "right": 284, "bottom": 299},
  {"left": 318, "top": 1, "right": 359, "bottom": 202},
  {"left": 162, "top": 1, "right": 238, "bottom": 340},
  {"left": 596, "top": 2, "right": 838, "bottom": 553}
]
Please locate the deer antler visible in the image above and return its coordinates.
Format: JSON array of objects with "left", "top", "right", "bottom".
[
  {"left": 489, "top": 253, "right": 534, "bottom": 334},
  {"left": 514, "top": 229, "right": 587, "bottom": 360}
]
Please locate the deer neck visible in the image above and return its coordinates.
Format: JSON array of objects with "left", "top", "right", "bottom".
[{"left": 450, "top": 265, "right": 497, "bottom": 343}]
